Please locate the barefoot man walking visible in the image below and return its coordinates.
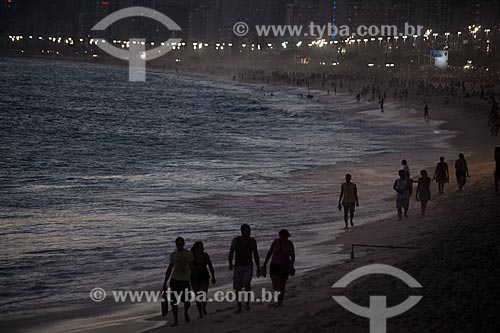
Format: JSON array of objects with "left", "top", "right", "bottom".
[
  {"left": 229, "top": 224, "right": 260, "bottom": 313},
  {"left": 162, "top": 237, "right": 193, "bottom": 327},
  {"left": 338, "top": 174, "right": 360, "bottom": 229}
]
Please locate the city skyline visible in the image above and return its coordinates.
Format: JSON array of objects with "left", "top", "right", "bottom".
[{"left": 1, "top": 0, "right": 500, "bottom": 42}]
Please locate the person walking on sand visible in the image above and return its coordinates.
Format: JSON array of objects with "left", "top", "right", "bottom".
[
  {"left": 416, "top": 170, "right": 432, "bottom": 217},
  {"left": 162, "top": 237, "right": 193, "bottom": 327},
  {"left": 262, "top": 229, "right": 295, "bottom": 307},
  {"left": 402, "top": 160, "right": 413, "bottom": 196},
  {"left": 455, "top": 153, "right": 470, "bottom": 191},
  {"left": 394, "top": 170, "right": 410, "bottom": 221},
  {"left": 190, "top": 242, "right": 216, "bottom": 318},
  {"left": 338, "top": 174, "right": 360, "bottom": 228},
  {"left": 402, "top": 159, "right": 410, "bottom": 179},
  {"left": 380, "top": 97, "right": 385, "bottom": 112},
  {"left": 433, "top": 157, "right": 450, "bottom": 194},
  {"left": 228, "top": 224, "right": 260, "bottom": 313},
  {"left": 424, "top": 104, "right": 430, "bottom": 123}
]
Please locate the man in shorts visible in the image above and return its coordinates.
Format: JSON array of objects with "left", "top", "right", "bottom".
[
  {"left": 228, "top": 224, "right": 260, "bottom": 313},
  {"left": 162, "top": 237, "right": 193, "bottom": 327},
  {"left": 394, "top": 170, "right": 410, "bottom": 221},
  {"left": 338, "top": 174, "right": 360, "bottom": 228}
]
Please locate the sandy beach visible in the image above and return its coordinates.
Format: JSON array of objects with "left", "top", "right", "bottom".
[
  {"left": 4, "top": 64, "right": 498, "bottom": 333},
  {"left": 143, "top": 83, "right": 500, "bottom": 333}
]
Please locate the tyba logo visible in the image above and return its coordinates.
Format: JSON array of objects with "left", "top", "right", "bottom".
[
  {"left": 332, "top": 264, "right": 423, "bottom": 333},
  {"left": 91, "top": 7, "right": 182, "bottom": 81}
]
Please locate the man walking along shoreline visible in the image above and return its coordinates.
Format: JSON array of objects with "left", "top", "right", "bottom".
[
  {"left": 162, "top": 237, "right": 194, "bottom": 327},
  {"left": 228, "top": 224, "right": 261, "bottom": 313},
  {"left": 338, "top": 174, "right": 360, "bottom": 229}
]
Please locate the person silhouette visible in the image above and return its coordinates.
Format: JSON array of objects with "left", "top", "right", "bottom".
[
  {"left": 162, "top": 237, "right": 193, "bottom": 327},
  {"left": 228, "top": 224, "right": 260, "bottom": 313},
  {"left": 338, "top": 174, "right": 360, "bottom": 228},
  {"left": 394, "top": 170, "right": 410, "bottom": 221},
  {"left": 455, "top": 153, "right": 470, "bottom": 191},
  {"left": 433, "top": 157, "right": 450, "bottom": 194},
  {"left": 416, "top": 170, "right": 432, "bottom": 217}
]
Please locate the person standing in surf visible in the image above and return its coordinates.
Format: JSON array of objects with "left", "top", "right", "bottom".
[
  {"left": 162, "top": 237, "right": 193, "bottom": 327},
  {"left": 228, "top": 224, "right": 260, "bottom": 313},
  {"left": 394, "top": 170, "right": 410, "bottom": 221},
  {"left": 424, "top": 104, "right": 430, "bottom": 123},
  {"left": 416, "top": 170, "right": 432, "bottom": 217},
  {"left": 433, "top": 157, "right": 450, "bottom": 195},
  {"left": 338, "top": 174, "right": 360, "bottom": 228},
  {"left": 262, "top": 229, "right": 295, "bottom": 307},
  {"left": 455, "top": 153, "right": 470, "bottom": 191}
]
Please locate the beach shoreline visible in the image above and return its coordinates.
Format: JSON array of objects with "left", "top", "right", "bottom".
[
  {"left": 143, "top": 70, "right": 499, "bottom": 332},
  {"left": 1, "top": 56, "right": 499, "bottom": 333}
]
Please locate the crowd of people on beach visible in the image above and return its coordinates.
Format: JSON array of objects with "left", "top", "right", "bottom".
[
  {"left": 337, "top": 153, "right": 474, "bottom": 229},
  {"left": 161, "top": 225, "right": 295, "bottom": 327},
  {"left": 392, "top": 156, "right": 469, "bottom": 220},
  {"left": 160, "top": 148, "right": 498, "bottom": 327},
  {"left": 226, "top": 65, "right": 500, "bottom": 136},
  {"left": 160, "top": 146, "right": 500, "bottom": 327},
  {"left": 158, "top": 64, "right": 500, "bottom": 327},
  {"left": 226, "top": 65, "right": 500, "bottom": 106}
]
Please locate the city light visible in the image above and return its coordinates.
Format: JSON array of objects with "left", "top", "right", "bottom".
[
  {"left": 2, "top": 24, "right": 498, "bottom": 62},
  {"left": 468, "top": 25, "right": 481, "bottom": 37}
]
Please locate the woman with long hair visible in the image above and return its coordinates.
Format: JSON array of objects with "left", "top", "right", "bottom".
[
  {"left": 416, "top": 170, "right": 432, "bottom": 217},
  {"left": 190, "top": 242, "right": 216, "bottom": 318},
  {"left": 262, "top": 229, "right": 295, "bottom": 307},
  {"left": 455, "top": 153, "right": 470, "bottom": 191},
  {"left": 433, "top": 157, "right": 449, "bottom": 195}
]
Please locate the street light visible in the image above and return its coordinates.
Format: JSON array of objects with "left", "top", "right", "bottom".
[
  {"left": 485, "top": 29, "right": 491, "bottom": 53},
  {"left": 468, "top": 25, "right": 481, "bottom": 37},
  {"left": 468, "top": 25, "right": 481, "bottom": 64},
  {"left": 423, "top": 29, "right": 432, "bottom": 40}
]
